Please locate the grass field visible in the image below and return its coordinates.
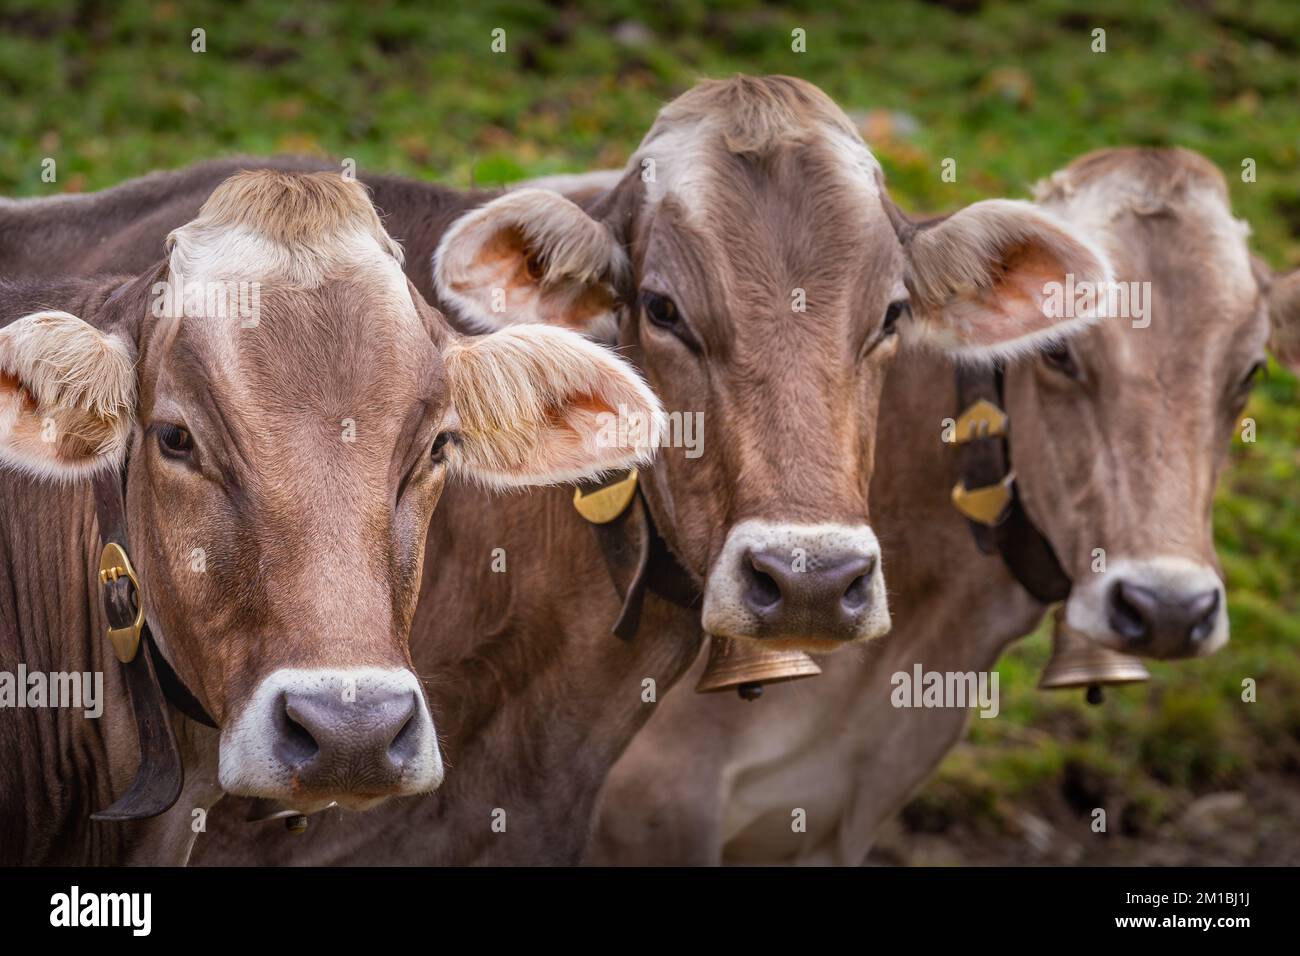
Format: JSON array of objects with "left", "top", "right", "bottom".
[{"left": 2, "top": 0, "right": 1297, "bottom": 860}]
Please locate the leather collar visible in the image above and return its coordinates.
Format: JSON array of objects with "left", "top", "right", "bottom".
[
  {"left": 575, "top": 472, "right": 700, "bottom": 640},
  {"left": 90, "top": 466, "right": 216, "bottom": 823},
  {"left": 951, "top": 364, "right": 1072, "bottom": 605}
]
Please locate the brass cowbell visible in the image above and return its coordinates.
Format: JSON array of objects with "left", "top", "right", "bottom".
[
  {"left": 695, "top": 635, "right": 822, "bottom": 700},
  {"left": 1039, "top": 607, "right": 1149, "bottom": 704}
]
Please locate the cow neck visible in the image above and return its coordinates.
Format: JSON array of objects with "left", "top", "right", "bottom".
[
  {"left": 579, "top": 473, "right": 700, "bottom": 640},
  {"left": 89, "top": 464, "right": 216, "bottom": 823},
  {"left": 952, "top": 364, "right": 1072, "bottom": 604}
]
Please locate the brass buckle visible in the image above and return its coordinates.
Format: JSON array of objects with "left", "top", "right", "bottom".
[
  {"left": 951, "top": 399, "right": 1008, "bottom": 444},
  {"left": 951, "top": 471, "right": 1016, "bottom": 526},
  {"left": 99, "top": 542, "right": 144, "bottom": 663},
  {"left": 573, "top": 470, "right": 638, "bottom": 524}
]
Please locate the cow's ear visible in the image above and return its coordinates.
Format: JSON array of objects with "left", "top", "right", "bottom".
[
  {"left": 443, "top": 325, "right": 663, "bottom": 490},
  {"left": 0, "top": 311, "right": 136, "bottom": 480},
  {"left": 434, "top": 189, "right": 629, "bottom": 342},
  {"left": 1267, "top": 267, "right": 1300, "bottom": 374},
  {"left": 904, "top": 199, "right": 1113, "bottom": 360}
]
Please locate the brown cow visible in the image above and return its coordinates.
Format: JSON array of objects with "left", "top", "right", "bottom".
[
  {"left": 0, "top": 170, "right": 661, "bottom": 864},
  {"left": 587, "top": 147, "right": 1300, "bottom": 865},
  {"left": 2, "top": 76, "right": 1110, "bottom": 863}
]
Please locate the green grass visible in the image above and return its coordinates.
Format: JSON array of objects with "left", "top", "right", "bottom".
[{"left": 1, "top": 0, "right": 1297, "bottom": 833}]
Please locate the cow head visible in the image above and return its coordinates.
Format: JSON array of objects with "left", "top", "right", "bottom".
[
  {"left": 0, "top": 171, "right": 660, "bottom": 812},
  {"left": 1006, "top": 147, "right": 1300, "bottom": 659},
  {"left": 434, "top": 76, "right": 1109, "bottom": 652}
]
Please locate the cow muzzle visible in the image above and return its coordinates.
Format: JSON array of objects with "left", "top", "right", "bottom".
[
  {"left": 218, "top": 667, "right": 444, "bottom": 811},
  {"left": 701, "top": 520, "right": 891, "bottom": 649},
  {"left": 1065, "top": 556, "right": 1228, "bottom": 659}
]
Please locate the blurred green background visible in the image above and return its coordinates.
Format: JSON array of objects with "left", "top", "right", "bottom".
[{"left": 1, "top": 0, "right": 1297, "bottom": 863}]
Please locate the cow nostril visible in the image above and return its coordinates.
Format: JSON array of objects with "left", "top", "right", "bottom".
[
  {"left": 743, "top": 558, "right": 783, "bottom": 612},
  {"left": 276, "top": 695, "right": 321, "bottom": 768},
  {"left": 387, "top": 700, "right": 421, "bottom": 765},
  {"left": 842, "top": 570, "right": 871, "bottom": 612},
  {"left": 1108, "top": 581, "right": 1154, "bottom": 643},
  {"left": 1187, "top": 590, "right": 1221, "bottom": 644}
]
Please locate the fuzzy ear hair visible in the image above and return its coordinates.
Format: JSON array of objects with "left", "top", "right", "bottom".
[
  {"left": 443, "top": 324, "right": 664, "bottom": 491},
  {"left": 1267, "top": 267, "right": 1300, "bottom": 374},
  {"left": 904, "top": 199, "right": 1114, "bottom": 362},
  {"left": 433, "top": 189, "right": 629, "bottom": 342},
  {"left": 0, "top": 310, "right": 136, "bottom": 480}
]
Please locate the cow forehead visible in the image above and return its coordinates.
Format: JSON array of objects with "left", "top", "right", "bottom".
[
  {"left": 632, "top": 125, "right": 901, "bottom": 319},
  {"left": 149, "top": 271, "right": 442, "bottom": 450},
  {"left": 1110, "top": 218, "right": 1261, "bottom": 362},
  {"left": 159, "top": 183, "right": 430, "bottom": 363},
  {"left": 632, "top": 118, "right": 884, "bottom": 225},
  {"left": 1040, "top": 161, "right": 1259, "bottom": 310}
]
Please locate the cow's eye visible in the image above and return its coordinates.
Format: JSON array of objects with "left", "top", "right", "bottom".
[
  {"left": 156, "top": 424, "right": 194, "bottom": 459},
  {"left": 882, "top": 300, "right": 908, "bottom": 338},
  {"left": 1238, "top": 359, "right": 1267, "bottom": 396},
  {"left": 430, "top": 431, "right": 458, "bottom": 466},
  {"left": 642, "top": 291, "right": 679, "bottom": 330},
  {"left": 1042, "top": 342, "right": 1080, "bottom": 379},
  {"left": 640, "top": 290, "right": 699, "bottom": 350}
]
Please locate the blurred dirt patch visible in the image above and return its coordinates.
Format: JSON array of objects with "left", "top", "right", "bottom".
[{"left": 868, "top": 771, "right": 1300, "bottom": 865}]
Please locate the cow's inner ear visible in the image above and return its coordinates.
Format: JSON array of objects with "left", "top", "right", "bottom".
[
  {"left": 0, "top": 310, "right": 137, "bottom": 480},
  {"left": 902, "top": 198, "right": 1114, "bottom": 361},
  {"left": 442, "top": 324, "right": 662, "bottom": 490},
  {"left": 433, "top": 188, "right": 628, "bottom": 341}
]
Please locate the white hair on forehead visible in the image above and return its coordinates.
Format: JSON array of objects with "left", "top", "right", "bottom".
[
  {"left": 1035, "top": 152, "right": 1257, "bottom": 298},
  {"left": 165, "top": 170, "right": 406, "bottom": 290},
  {"left": 821, "top": 126, "right": 884, "bottom": 197},
  {"left": 627, "top": 119, "right": 883, "bottom": 215},
  {"left": 627, "top": 75, "right": 883, "bottom": 213},
  {"left": 626, "top": 122, "right": 719, "bottom": 209},
  {"left": 167, "top": 223, "right": 405, "bottom": 290}
]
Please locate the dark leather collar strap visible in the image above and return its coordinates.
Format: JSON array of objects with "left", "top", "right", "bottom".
[
  {"left": 89, "top": 626, "right": 185, "bottom": 821},
  {"left": 954, "top": 364, "right": 1072, "bottom": 605},
  {"left": 90, "top": 467, "right": 215, "bottom": 823},
  {"left": 579, "top": 474, "right": 699, "bottom": 640},
  {"left": 146, "top": 627, "right": 217, "bottom": 728}
]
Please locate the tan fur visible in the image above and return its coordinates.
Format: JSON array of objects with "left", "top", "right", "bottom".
[
  {"left": 903, "top": 199, "right": 1112, "bottom": 359},
  {"left": 0, "top": 169, "right": 671, "bottom": 862},
  {"left": 183, "top": 169, "right": 401, "bottom": 255},
  {"left": 441, "top": 76, "right": 1111, "bottom": 647},
  {"left": 0, "top": 310, "right": 135, "bottom": 478},
  {"left": 589, "top": 146, "right": 1273, "bottom": 866},
  {"left": 434, "top": 189, "right": 628, "bottom": 335},
  {"left": 640, "top": 74, "right": 863, "bottom": 158},
  {"left": 628, "top": 76, "right": 881, "bottom": 217},
  {"left": 1034, "top": 147, "right": 1254, "bottom": 295},
  {"left": 1032, "top": 145, "right": 1230, "bottom": 209},
  {"left": 444, "top": 324, "right": 663, "bottom": 489},
  {"left": 166, "top": 170, "right": 404, "bottom": 289}
]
